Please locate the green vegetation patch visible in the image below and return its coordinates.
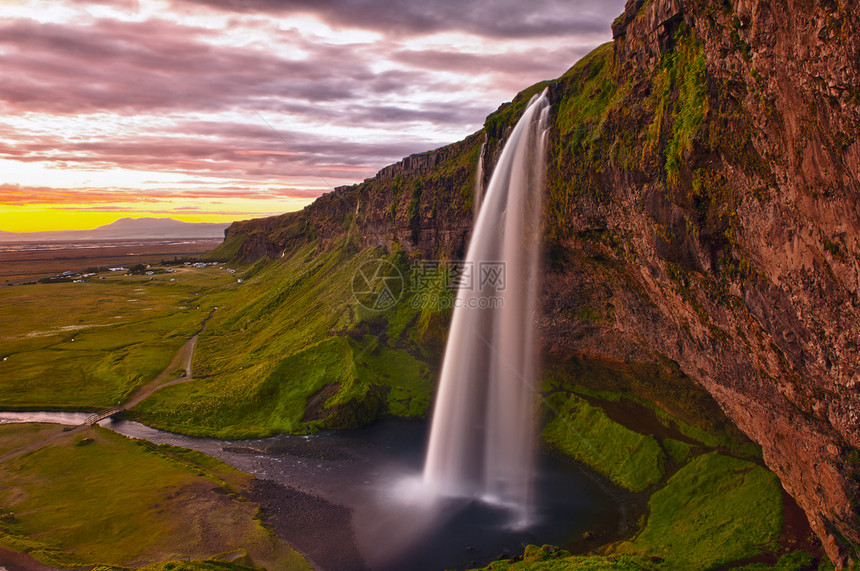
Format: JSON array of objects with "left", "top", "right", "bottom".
[
  {"left": 542, "top": 392, "right": 665, "bottom": 492},
  {"left": 555, "top": 43, "right": 622, "bottom": 137},
  {"left": 132, "top": 244, "right": 438, "bottom": 437},
  {"left": 610, "top": 452, "right": 783, "bottom": 569},
  {"left": 0, "top": 269, "right": 234, "bottom": 410},
  {"left": 648, "top": 25, "right": 709, "bottom": 186},
  {"left": 544, "top": 357, "right": 759, "bottom": 457},
  {"left": 206, "top": 232, "right": 248, "bottom": 262},
  {"left": 480, "top": 545, "right": 659, "bottom": 570},
  {"left": 733, "top": 550, "right": 819, "bottom": 571},
  {"left": 0, "top": 424, "right": 308, "bottom": 569},
  {"left": 545, "top": 42, "right": 626, "bottom": 237},
  {"left": 662, "top": 438, "right": 693, "bottom": 464}
]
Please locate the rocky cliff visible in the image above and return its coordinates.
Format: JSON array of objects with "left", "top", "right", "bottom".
[{"left": 217, "top": 0, "right": 860, "bottom": 564}]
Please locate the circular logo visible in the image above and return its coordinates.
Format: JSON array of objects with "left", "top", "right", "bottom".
[{"left": 351, "top": 258, "right": 404, "bottom": 311}]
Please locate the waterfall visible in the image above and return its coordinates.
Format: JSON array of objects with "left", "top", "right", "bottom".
[
  {"left": 474, "top": 139, "right": 486, "bottom": 219},
  {"left": 423, "top": 89, "right": 550, "bottom": 523}
]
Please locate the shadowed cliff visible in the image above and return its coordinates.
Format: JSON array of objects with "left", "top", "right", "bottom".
[{"left": 213, "top": 0, "right": 860, "bottom": 565}]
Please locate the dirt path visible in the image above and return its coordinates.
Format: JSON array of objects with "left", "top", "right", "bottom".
[
  {"left": 0, "top": 424, "right": 88, "bottom": 464},
  {"left": 0, "top": 309, "right": 216, "bottom": 464},
  {"left": 0, "top": 545, "right": 63, "bottom": 571},
  {"left": 123, "top": 307, "right": 215, "bottom": 409}
]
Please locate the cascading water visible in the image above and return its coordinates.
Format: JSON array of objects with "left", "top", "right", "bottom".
[
  {"left": 423, "top": 89, "right": 551, "bottom": 524},
  {"left": 474, "top": 139, "right": 487, "bottom": 218}
]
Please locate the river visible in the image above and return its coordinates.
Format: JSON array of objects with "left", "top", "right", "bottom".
[{"left": 0, "top": 412, "right": 628, "bottom": 571}]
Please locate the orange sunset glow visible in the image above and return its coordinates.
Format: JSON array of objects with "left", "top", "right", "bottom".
[{"left": 1, "top": 0, "right": 620, "bottom": 233}]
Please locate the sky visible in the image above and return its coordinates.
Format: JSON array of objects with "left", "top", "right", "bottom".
[{"left": 0, "top": 0, "right": 625, "bottom": 232}]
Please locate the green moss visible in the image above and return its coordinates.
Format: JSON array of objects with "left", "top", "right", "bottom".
[
  {"left": 479, "top": 550, "right": 659, "bottom": 570},
  {"left": 729, "top": 28, "right": 752, "bottom": 62},
  {"left": 654, "top": 26, "right": 709, "bottom": 186},
  {"left": 575, "top": 305, "right": 616, "bottom": 323},
  {"left": 555, "top": 43, "right": 620, "bottom": 132},
  {"left": 353, "top": 342, "right": 432, "bottom": 418},
  {"left": 543, "top": 392, "right": 665, "bottom": 492},
  {"left": 653, "top": 408, "right": 761, "bottom": 457},
  {"left": 610, "top": 452, "right": 783, "bottom": 569},
  {"left": 733, "top": 550, "right": 818, "bottom": 570},
  {"left": 662, "top": 438, "right": 694, "bottom": 463},
  {"left": 544, "top": 43, "right": 625, "bottom": 238},
  {"left": 822, "top": 237, "right": 847, "bottom": 262},
  {"left": 544, "top": 357, "right": 757, "bottom": 456}
]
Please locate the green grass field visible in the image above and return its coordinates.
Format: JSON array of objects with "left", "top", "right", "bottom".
[
  {"left": 0, "top": 423, "right": 309, "bottom": 569},
  {"left": 0, "top": 422, "right": 66, "bottom": 456},
  {"left": 0, "top": 267, "right": 238, "bottom": 410},
  {"left": 0, "top": 242, "right": 440, "bottom": 437},
  {"left": 609, "top": 452, "right": 783, "bottom": 569}
]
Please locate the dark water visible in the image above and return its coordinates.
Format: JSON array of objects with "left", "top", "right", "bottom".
[{"left": 0, "top": 413, "right": 625, "bottom": 570}]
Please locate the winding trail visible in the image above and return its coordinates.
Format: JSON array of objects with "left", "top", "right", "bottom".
[
  {"left": 121, "top": 307, "right": 215, "bottom": 410},
  {"left": 0, "top": 308, "right": 216, "bottom": 464}
]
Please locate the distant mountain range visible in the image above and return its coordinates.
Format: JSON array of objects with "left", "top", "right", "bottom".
[{"left": 0, "top": 217, "right": 230, "bottom": 242}]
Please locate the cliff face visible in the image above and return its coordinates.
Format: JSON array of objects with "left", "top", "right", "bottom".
[
  {"left": 559, "top": 0, "right": 860, "bottom": 564},
  {"left": 219, "top": 132, "right": 483, "bottom": 262},
  {"left": 217, "top": 0, "right": 860, "bottom": 564}
]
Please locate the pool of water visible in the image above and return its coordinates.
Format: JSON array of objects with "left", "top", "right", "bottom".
[{"left": 0, "top": 412, "right": 626, "bottom": 570}]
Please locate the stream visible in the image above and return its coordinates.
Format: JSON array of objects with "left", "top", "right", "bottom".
[{"left": 0, "top": 412, "right": 627, "bottom": 571}]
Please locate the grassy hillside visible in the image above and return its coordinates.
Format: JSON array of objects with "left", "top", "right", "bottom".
[{"left": 130, "top": 242, "right": 449, "bottom": 437}]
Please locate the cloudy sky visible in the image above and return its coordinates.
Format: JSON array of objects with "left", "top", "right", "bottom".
[{"left": 1, "top": 0, "right": 624, "bottom": 232}]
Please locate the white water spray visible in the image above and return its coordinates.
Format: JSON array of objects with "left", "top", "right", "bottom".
[{"left": 423, "top": 90, "right": 551, "bottom": 523}]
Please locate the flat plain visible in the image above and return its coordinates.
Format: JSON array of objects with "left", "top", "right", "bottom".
[
  {"left": 0, "top": 266, "right": 236, "bottom": 409},
  {"left": 0, "top": 239, "right": 223, "bottom": 283}
]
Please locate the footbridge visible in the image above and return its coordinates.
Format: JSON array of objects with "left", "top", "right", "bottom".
[{"left": 85, "top": 406, "right": 125, "bottom": 425}]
